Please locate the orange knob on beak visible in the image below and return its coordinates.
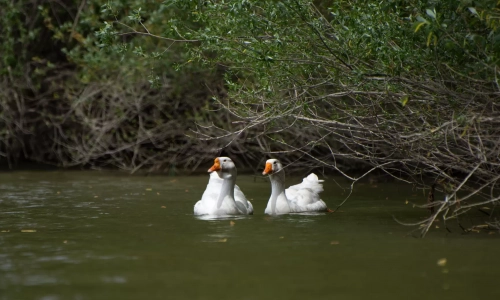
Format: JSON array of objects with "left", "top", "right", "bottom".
[
  {"left": 262, "top": 162, "right": 273, "bottom": 175},
  {"left": 208, "top": 158, "right": 221, "bottom": 172}
]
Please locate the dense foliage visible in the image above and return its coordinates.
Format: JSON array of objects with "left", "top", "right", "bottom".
[
  {"left": 97, "top": 0, "right": 500, "bottom": 235},
  {"left": 0, "top": 0, "right": 245, "bottom": 172}
]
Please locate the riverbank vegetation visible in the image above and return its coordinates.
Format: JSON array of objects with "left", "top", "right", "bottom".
[
  {"left": 1, "top": 0, "right": 499, "bottom": 236},
  {"left": 0, "top": 0, "right": 242, "bottom": 173}
]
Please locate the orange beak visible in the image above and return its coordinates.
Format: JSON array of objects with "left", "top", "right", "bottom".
[
  {"left": 262, "top": 162, "right": 273, "bottom": 175},
  {"left": 208, "top": 158, "right": 221, "bottom": 172}
]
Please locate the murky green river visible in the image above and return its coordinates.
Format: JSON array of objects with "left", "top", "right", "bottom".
[{"left": 1, "top": 171, "right": 499, "bottom": 300}]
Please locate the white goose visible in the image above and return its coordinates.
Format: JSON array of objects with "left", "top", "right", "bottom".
[
  {"left": 262, "top": 159, "right": 329, "bottom": 215},
  {"left": 194, "top": 157, "right": 253, "bottom": 216}
]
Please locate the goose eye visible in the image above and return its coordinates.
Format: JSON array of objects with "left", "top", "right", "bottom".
[
  {"left": 273, "top": 162, "right": 277, "bottom": 165},
  {"left": 224, "top": 159, "right": 227, "bottom": 162}
]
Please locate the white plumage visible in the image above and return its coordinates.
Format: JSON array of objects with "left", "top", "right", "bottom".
[
  {"left": 194, "top": 157, "right": 253, "bottom": 216},
  {"left": 263, "top": 159, "right": 328, "bottom": 215}
]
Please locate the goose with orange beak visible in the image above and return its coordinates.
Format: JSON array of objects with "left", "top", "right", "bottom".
[
  {"left": 194, "top": 157, "right": 253, "bottom": 216},
  {"left": 262, "top": 159, "right": 328, "bottom": 215}
]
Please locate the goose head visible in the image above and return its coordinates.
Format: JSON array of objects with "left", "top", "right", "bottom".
[
  {"left": 208, "top": 157, "right": 237, "bottom": 179},
  {"left": 262, "top": 159, "right": 284, "bottom": 175}
]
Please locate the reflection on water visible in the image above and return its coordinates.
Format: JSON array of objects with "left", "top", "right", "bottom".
[
  {"left": 194, "top": 215, "right": 251, "bottom": 221},
  {"left": 0, "top": 171, "right": 500, "bottom": 300}
]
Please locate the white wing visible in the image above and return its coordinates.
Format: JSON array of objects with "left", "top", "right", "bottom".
[{"left": 285, "top": 173, "right": 327, "bottom": 212}]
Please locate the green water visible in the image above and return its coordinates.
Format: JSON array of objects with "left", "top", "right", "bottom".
[{"left": 0, "top": 171, "right": 499, "bottom": 300}]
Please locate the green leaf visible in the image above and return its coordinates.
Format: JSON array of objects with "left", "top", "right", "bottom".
[
  {"left": 426, "top": 9, "right": 436, "bottom": 20},
  {"left": 400, "top": 95, "right": 409, "bottom": 107},
  {"left": 416, "top": 16, "right": 429, "bottom": 23},
  {"left": 426, "top": 32, "right": 434, "bottom": 47},
  {"left": 468, "top": 7, "right": 478, "bottom": 17},
  {"left": 414, "top": 22, "right": 427, "bottom": 33}
]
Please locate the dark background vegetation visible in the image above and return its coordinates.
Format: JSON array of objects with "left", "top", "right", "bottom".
[
  {"left": 1, "top": 0, "right": 499, "bottom": 235},
  {"left": 0, "top": 0, "right": 249, "bottom": 173}
]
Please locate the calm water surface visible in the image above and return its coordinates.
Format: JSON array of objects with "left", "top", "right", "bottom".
[{"left": 0, "top": 171, "right": 499, "bottom": 300}]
